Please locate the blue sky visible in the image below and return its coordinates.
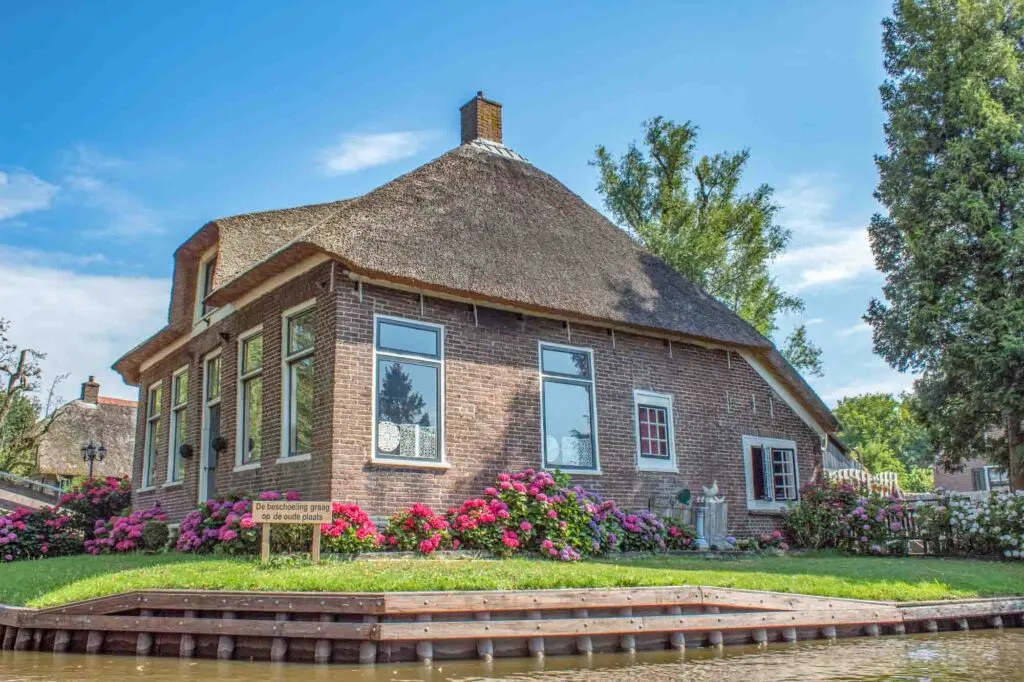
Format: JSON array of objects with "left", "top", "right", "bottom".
[{"left": 0, "top": 0, "right": 907, "bottom": 404}]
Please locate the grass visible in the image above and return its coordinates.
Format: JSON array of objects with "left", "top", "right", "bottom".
[{"left": 1, "top": 552, "right": 1022, "bottom": 608}]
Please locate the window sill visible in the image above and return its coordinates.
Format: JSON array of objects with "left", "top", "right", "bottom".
[
  {"left": 637, "top": 462, "right": 678, "bottom": 473},
  {"left": 162, "top": 481, "right": 183, "bottom": 488},
  {"left": 276, "top": 453, "right": 312, "bottom": 464},
  {"left": 544, "top": 466, "right": 602, "bottom": 476},
  {"left": 369, "top": 457, "right": 451, "bottom": 471},
  {"left": 233, "top": 462, "right": 262, "bottom": 472},
  {"left": 746, "top": 503, "right": 791, "bottom": 516},
  {"left": 136, "top": 486, "right": 157, "bottom": 494}
]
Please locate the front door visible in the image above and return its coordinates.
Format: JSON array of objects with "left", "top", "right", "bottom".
[{"left": 199, "top": 351, "right": 222, "bottom": 503}]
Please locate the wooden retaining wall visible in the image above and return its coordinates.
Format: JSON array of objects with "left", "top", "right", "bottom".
[{"left": 0, "top": 587, "right": 1021, "bottom": 664}]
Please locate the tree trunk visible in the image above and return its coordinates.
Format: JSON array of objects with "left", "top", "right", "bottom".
[{"left": 1008, "top": 413, "right": 1024, "bottom": 493}]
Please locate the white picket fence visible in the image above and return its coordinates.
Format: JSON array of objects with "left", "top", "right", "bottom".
[{"left": 826, "top": 468, "right": 901, "bottom": 496}]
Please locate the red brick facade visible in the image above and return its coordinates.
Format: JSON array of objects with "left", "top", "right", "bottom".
[{"left": 133, "top": 260, "right": 823, "bottom": 536}]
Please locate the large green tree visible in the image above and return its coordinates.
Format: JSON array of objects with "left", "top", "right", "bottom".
[
  {"left": 594, "top": 118, "right": 823, "bottom": 376},
  {"left": 867, "top": 0, "right": 1024, "bottom": 489},
  {"left": 834, "top": 392, "right": 936, "bottom": 491}
]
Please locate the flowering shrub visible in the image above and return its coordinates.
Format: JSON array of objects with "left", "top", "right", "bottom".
[
  {"left": 735, "top": 529, "right": 789, "bottom": 553},
  {"left": 58, "top": 477, "right": 132, "bottom": 538},
  {"left": 838, "top": 493, "right": 907, "bottom": 555},
  {"left": 609, "top": 507, "right": 667, "bottom": 552},
  {"left": 85, "top": 505, "right": 169, "bottom": 555},
  {"left": 0, "top": 506, "right": 81, "bottom": 562},
  {"left": 321, "top": 502, "right": 382, "bottom": 554},
  {"left": 918, "top": 491, "right": 1024, "bottom": 559},
  {"left": 384, "top": 503, "right": 451, "bottom": 555},
  {"left": 176, "top": 490, "right": 302, "bottom": 554},
  {"left": 783, "top": 477, "right": 859, "bottom": 549},
  {"left": 665, "top": 522, "right": 697, "bottom": 550}
]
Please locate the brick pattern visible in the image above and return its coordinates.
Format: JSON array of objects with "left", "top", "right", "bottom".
[
  {"left": 460, "top": 93, "right": 502, "bottom": 144},
  {"left": 934, "top": 457, "right": 988, "bottom": 493},
  {"left": 132, "top": 263, "right": 822, "bottom": 537}
]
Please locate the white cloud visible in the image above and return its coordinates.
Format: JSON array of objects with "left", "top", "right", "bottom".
[
  {"left": 819, "top": 374, "right": 917, "bottom": 406},
  {"left": 775, "top": 229, "right": 877, "bottom": 292},
  {"left": 836, "top": 322, "right": 872, "bottom": 338},
  {"left": 0, "top": 170, "right": 59, "bottom": 221},
  {"left": 0, "top": 246, "right": 168, "bottom": 401},
  {"left": 805, "top": 318, "right": 824, "bottom": 326},
  {"left": 65, "top": 145, "right": 162, "bottom": 238},
  {"left": 320, "top": 131, "right": 433, "bottom": 175},
  {"left": 773, "top": 175, "right": 880, "bottom": 292}
]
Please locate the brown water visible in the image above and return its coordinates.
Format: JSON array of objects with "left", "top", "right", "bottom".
[{"left": 1, "top": 631, "right": 1021, "bottom": 681}]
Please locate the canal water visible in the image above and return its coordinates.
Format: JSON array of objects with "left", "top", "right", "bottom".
[{"left": 1, "top": 630, "right": 1021, "bottom": 681}]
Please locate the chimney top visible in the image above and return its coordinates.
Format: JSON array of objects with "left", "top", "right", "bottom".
[
  {"left": 81, "top": 376, "right": 100, "bottom": 404},
  {"left": 460, "top": 91, "right": 503, "bottom": 145}
]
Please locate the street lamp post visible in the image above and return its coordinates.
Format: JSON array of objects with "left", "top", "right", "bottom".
[{"left": 80, "top": 442, "right": 107, "bottom": 479}]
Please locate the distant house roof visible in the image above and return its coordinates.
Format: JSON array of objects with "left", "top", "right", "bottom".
[
  {"left": 35, "top": 379, "right": 136, "bottom": 479},
  {"left": 113, "top": 96, "right": 839, "bottom": 433}
]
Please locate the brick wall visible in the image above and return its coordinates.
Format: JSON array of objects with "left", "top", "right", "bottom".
[
  {"left": 934, "top": 457, "right": 987, "bottom": 493},
  {"left": 132, "top": 263, "right": 823, "bottom": 537}
]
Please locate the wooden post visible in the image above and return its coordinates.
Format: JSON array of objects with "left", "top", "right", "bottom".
[
  {"left": 271, "top": 613, "right": 289, "bottom": 662},
  {"left": 706, "top": 605, "right": 723, "bottom": 647},
  {"left": 620, "top": 607, "right": 636, "bottom": 653},
  {"left": 314, "top": 614, "right": 334, "bottom": 664},
  {"left": 667, "top": 606, "right": 685, "bottom": 650},
  {"left": 956, "top": 618, "right": 969, "bottom": 631},
  {"left": 1, "top": 627, "right": 15, "bottom": 651},
  {"left": 359, "top": 615, "right": 378, "bottom": 664},
  {"left": 416, "top": 614, "right": 433, "bottom": 663},
  {"left": 53, "top": 630, "right": 71, "bottom": 653},
  {"left": 989, "top": 615, "right": 1004, "bottom": 629},
  {"left": 475, "top": 612, "right": 493, "bottom": 661},
  {"left": 864, "top": 623, "right": 880, "bottom": 637},
  {"left": 822, "top": 625, "right": 837, "bottom": 640},
  {"left": 137, "top": 609, "right": 154, "bottom": 656},
  {"left": 893, "top": 622, "right": 907, "bottom": 635},
  {"left": 217, "top": 611, "right": 235, "bottom": 660},
  {"left": 311, "top": 524, "right": 321, "bottom": 565},
  {"left": 527, "top": 610, "right": 544, "bottom": 658},
  {"left": 86, "top": 630, "right": 104, "bottom": 654},
  {"left": 782, "top": 627, "right": 797, "bottom": 643},
  {"left": 261, "top": 524, "right": 271, "bottom": 563},
  {"left": 574, "top": 608, "right": 593, "bottom": 654},
  {"left": 180, "top": 610, "right": 197, "bottom": 658},
  {"left": 752, "top": 628, "right": 768, "bottom": 646},
  {"left": 924, "top": 619, "right": 939, "bottom": 633},
  {"left": 13, "top": 628, "right": 32, "bottom": 651}
]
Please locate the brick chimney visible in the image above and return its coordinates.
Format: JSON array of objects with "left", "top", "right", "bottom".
[
  {"left": 80, "top": 375, "right": 100, "bottom": 404},
  {"left": 460, "top": 91, "right": 502, "bottom": 145}
]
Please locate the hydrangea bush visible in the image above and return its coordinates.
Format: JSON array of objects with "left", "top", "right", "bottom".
[
  {"left": 321, "top": 502, "right": 382, "bottom": 554},
  {"left": 58, "top": 477, "right": 132, "bottom": 539},
  {"left": 0, "top": 506, "right": 81, "bottom": 562},
  {"left": 176, "top": 490, "right": 302, "bottom": 554},
  {"left": 916, "top": 491, "right": 1024, "bottom": 559},
  {"left": 384, "top": 503, "right": 452, "bottom": 555},
  {"left": 838, "top": 493, "right": 907, "bottom": 555},
  {"left": 85, "top": 504, "right": 169, "bottom": 555}
]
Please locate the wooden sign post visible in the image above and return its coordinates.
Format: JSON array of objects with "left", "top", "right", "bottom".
[{"left": 251, "top": 500, "right": 332, "bottom": 564}]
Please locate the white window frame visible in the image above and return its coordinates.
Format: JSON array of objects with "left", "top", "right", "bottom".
[
  {"left": 370, "top": 313, "right": 447, "bottom": 468},
  {"left": 633, "top": 389, "right": 676, "bottom": 472},
  {"left": 193, "top": 247, "right": 218, "bottom": 323},
  {"left": 140, "top": 380, "right": 163, "bottom": 490},
  {"left": 538, "top": 341, "right": 601, "bottom": 474},
  {"left": 279, "top": 300, "right": 317, "bottom": 463},
  {"left": 973, "top": 465, "right": 1009, "bottom": 492},
  {"left": 165, "top": 365, "right": 189, "bottom": 486},
  {"left": 198, "top": 348, "right": 222, "bottom": 503},
  {"left": 742, "top": 435, "right": 800, "bottom": 512},
  {"left": 235, "top": 325, "right": 264, "bottom": 471}
]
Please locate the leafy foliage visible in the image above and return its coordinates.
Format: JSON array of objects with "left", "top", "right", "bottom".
[
  {"left": 58, "top": 477, "right": 132, "bottom": 539},
  {"left": 915, "top": 491, "right": 1024, "bottom": 559},
  {"left": 383, "top": 503, "right": 451, "bottom": 555},
  {"left": 85, "top": 505, "right": 169, "bottom": 554},
  {"left": 593, "top": 118, "right": 823, "bottom": 375},
  {"left": 867, "top": 0, "right": 1024, "bottom": 488},
  {"left": 0, "top": 506, "right": 81, "bottom": 562},
  {"left": 320, "top": 502, "right": 382, "bottom": 554}
]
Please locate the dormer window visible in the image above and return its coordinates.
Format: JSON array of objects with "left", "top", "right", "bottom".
[{"left": 195, "top": 251, "right": 217, "bottom": 321}]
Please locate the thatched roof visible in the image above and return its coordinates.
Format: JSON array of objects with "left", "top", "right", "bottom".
[
  {"left": 36, "top": 397, "right": 136, "bottom": 479},
  {"left": 114, "top": 139, "right": 838, "bottom": 432}
]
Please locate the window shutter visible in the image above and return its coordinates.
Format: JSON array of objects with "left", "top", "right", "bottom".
[{"left": 751, "top": 445, "right": 766, "bottom": 500}]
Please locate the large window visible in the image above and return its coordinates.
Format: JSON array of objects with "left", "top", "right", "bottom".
[
  {"left": 373, "top": 316, "right": 443, "bottom": 463},
  {"left": 972, "top": 465, "right": 1010, "bottom": 492},
  {"left": 142, "top": 381, "right": 163, "bottom": 488},
  {"left": 634, "top": 390, "right": 676, "bottom": 472},
  {"left": 539, "top": 343, "right": 598, "bottom": 472},
  {"left": 200, "top": 353, "right": 222, "bottom": 502},
  {"left": 742, "top": 436, "right": 799, "bottom": 510},
  {"left": 282, "top": 303, "right": 315, "bottom": 460},
  {"left": 237, "top": 328, "right": 263, "bottom": 467},
  {"left": 167, "top": 367, "right": 188, "bottom": 484}
]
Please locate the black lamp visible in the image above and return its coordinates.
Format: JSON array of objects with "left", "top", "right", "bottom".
[{"left": 81, "top": 441, "right": 106, "bottom": 479}]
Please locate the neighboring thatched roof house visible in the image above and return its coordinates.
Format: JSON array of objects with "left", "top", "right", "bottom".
[{"left": 35, "top": 377, "right": 135, "bottom": 483}]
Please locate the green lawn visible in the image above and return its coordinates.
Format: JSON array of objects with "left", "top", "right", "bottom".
[{"left": 1, "top": 552, "right": 1022, "bottom": 608}]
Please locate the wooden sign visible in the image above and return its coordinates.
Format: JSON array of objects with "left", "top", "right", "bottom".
[
  {"left": 252, "top": 500, "right": 331, "bottom": 524},
  {"left": 253, "top": 500, "right": 332, "bottom": 565}
]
